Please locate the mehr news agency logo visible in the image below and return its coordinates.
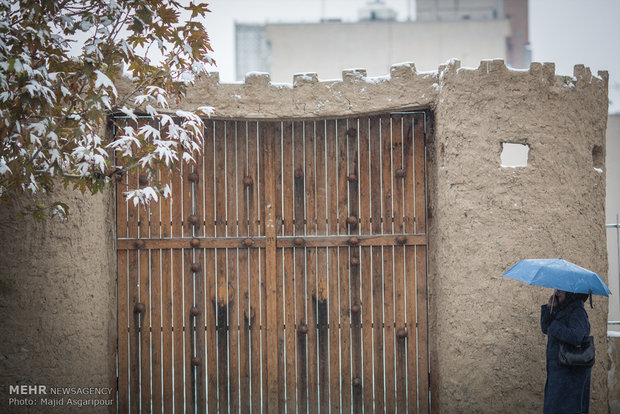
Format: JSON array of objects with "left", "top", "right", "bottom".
[{"left": 8, "top": 384, "right": 114, "bottom": 408}]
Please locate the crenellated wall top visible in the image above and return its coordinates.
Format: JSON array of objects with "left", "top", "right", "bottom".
[{"left": 118, "top": 58, "right": 609, "bottom": 119}]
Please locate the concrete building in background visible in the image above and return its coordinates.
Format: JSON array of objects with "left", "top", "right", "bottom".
[
  {"left": 235, "top": 0, "right": 529, "bottom": 82},
  {"left": 235, "top": 24, "right": 270, "bottom": 77},
  {"left": 416, "top": 0, "right": 504, "bottom": 20},
  {"left": 416, "top": 0, "right": 530, "bottom": 69},
  {"left": 262, "top": 19, "right": 510, "bottom": 81},
  {"left": 503, "top": 0, "right": 530, "bottom": 69}
]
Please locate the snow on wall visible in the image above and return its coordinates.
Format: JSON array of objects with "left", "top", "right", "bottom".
[
  {"left": 116, "top": 58, "right": 609, "bottom": 122},
  {"left": 140, "top": 57, "right": 607, "bottom": 413},
  {"left": 1, "top": 57, "right": 607, "bottom": 414}
]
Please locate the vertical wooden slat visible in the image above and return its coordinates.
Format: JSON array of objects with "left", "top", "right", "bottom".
[
  {"left": 274, "top": 123, "right": 286, "bottom": 411},
  {"left": 169, "top": 134, "right": 185, "bottom": 413},
  {"left": 370, "top": 115, "right": 385, "bottom": 412},
  {"left": 139, "top": 215, "right": 151, "bottom": 414},
  {"left": 203, "top": 120, "right": 218, "bottom": 413},
  {"left": 282, "top": 121, "right": 297, "bottom": 413},
  {"left": 414, "top": 114, "right": 430, "bottom": 414},
  {"left": 337, "top": 119, "right": 352, "bottom": 412},
  {"left": 237, "top": 121, "right": 251, "bottom": 414},
  {"left": 127, "top": 169, "right": 140, "bottom": 414},
  {"left": 172, "top": 245, "right": 184, "bottom": 414},
  {"left": 357, "top": 116, "right": 374, "bottom": 413},
  {"left": 116, "top": 159, "right": 129, "bottom": 413},
  {"left": 314, "top": 119, "right": 329, "bottom": 414},
  {"left": 193, "top": 138, "right": 206, "bottom": 414},
  {"left": 193, "top": 132, "right": 205, "bottom": 239},
  {"left": 226, "top": 121, "right": 240, "bottom": 414},
  {"left": 182, "top": 159, "right": 195, "bottom": 413},
  {"left": 325, "top": 119, "right": 341, "bottom": 414},
  {"left": 150, "top": 171, "right": 163, "bottom": 414},
  {"left": 304, "top": 120, "right": 319, "bottom": 414},
  {"left": 170, "top": 160, "right": 183, "bottom": 243},
  {"left": 214, "top": 121, "right": 229, "bottom": 414},
  {"left": 293, "top": 120, "right": 308, "bottom": 413},
  {"left": 193, "top": 256, "right": 205, "bottom": 414},
  {"left": 151, "top": 257, "right": 162, "bottom": 414},
  {"left": 402, "top": 114, "right": 418, "bottom": 412},
  {"left": 247, "top": 121, "right": 262, "bottom": 413},
  {"left": 137, "top": 142, "right": 153, "bottom": 414},
  {"left": 117, "top": 247, "right": 129, "bottom": 414},
  {"left": 263, "top": 121, "right": 280, "bottom": 413},
  {"left": 414, "top": 114, "right": 426, "bottom": 236},
  {"left": 347, "top": 118, "right": 363, "bottom": 414},
  {"left": 381, "top": 114, "right": 396, "bottom": 413},
  {"left": 259, "top": 124, "right": 268, "bottom": 414},
  {"left": 391, "top": 115, "right": 407, "bottom": 412},
  {"left": 160, "top": 166, "right": 173, "bottom": 414}
]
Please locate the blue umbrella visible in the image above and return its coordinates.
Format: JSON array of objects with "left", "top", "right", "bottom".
[{"left": 502, "top": 258, "right": 611, "bottom": 296}]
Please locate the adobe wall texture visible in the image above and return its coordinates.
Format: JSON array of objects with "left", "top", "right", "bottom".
[
  {"left": 0, "top": 186, "right": 116, "bottom": 413},
  {"left": 176, "top": 58, "right": 609, "bottom": 412},
  {"left": 0, "top": 58, "right": 608, "bottom": 413},
  {"left": 610, "top": 336, "right": 620, "bottom": 413},
  {"left": 428, "top": 60, "right": 609, "bottom": 413}
]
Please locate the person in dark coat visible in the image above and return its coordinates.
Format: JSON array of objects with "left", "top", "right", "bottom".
[{"left": 540, "top": 290, "right": 591, "bottom": 414}]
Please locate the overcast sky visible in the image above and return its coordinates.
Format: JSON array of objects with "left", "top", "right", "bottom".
[{"left": 202, "top": 0, "right": 620, "bottom": 113}]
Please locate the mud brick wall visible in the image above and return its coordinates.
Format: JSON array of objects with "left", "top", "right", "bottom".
[
  {"left": 176, "top": 59, "right": 608, "bottom": 412},
  {"left": 0, "top": 57, "right": 609, "bottom": 413},
  {"left": 428, "top": 60, "right": 609, "bottom": 413},
  {"left": 0, "top": 187, "right": 116, "bottom": 413}
]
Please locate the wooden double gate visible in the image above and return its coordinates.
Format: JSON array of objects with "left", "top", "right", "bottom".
[{"left": 115, "top": 112, "right": 430, "bottom": 413}]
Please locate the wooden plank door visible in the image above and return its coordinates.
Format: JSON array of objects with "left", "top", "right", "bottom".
[{"left": 115, "top": 111, "right": 430, "bottom": 413}]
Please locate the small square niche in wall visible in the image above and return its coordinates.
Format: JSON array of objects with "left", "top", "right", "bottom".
[{"left": 501, "top": 143, "right": 529, "bottom": 168}]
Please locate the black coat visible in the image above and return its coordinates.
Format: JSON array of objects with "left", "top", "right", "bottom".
[{"left": 540, "top": 299, "right": 591, "bottom": 414}]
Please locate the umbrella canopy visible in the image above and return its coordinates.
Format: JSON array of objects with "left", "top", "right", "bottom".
[{"left": 502, "top": 258, "right": 611, "bottom": 296}]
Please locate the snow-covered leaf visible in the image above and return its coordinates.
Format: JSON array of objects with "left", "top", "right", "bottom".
[
  {"left": 0, "top": 0, "right": 215, "bottom": 217},
  {"left": 94, "top": 70, "right": 117, "bottom": 97}
]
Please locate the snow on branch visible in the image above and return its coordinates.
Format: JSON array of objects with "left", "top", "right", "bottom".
[{"left": 0, "top": 0, "right": 215, "bottom": 216}]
